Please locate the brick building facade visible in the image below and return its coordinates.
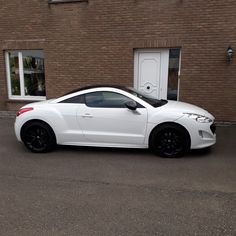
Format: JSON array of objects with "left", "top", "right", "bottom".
[{"left": 0, "top": 0, "right": 235, "bottom": 121}]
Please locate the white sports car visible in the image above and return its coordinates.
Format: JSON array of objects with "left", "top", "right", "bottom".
[{"left": 14, "top": 86, "right": 216, "bottom": 157}]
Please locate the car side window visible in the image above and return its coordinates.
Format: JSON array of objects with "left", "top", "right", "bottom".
[
  {"left": 85, "top": 91, "right": 142, "bottom": 108},
  {"left": 59, "top": 94, "right": 85, "bottom": 103}
]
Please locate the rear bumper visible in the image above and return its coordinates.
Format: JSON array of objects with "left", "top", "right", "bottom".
[{"left": 14, "top": 119, "right": 22, "bottom": 142}]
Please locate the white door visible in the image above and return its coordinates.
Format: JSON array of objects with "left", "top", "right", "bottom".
[
  {"left": 76, "top": 91, "right": 148, "bottom": 145},
  {"left": 134, "top": 49, "right": 169, "bottom": 99}
]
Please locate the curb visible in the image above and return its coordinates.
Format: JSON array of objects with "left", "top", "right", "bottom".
[
  {"left": 215, "top": 122, "right": 236, "bottom": 127},
  {"left": 0, "top": 111, "right": 16, "bottom": 119}
]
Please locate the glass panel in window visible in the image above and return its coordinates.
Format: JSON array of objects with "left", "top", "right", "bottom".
[
  {"left": 22, "top": 51, "right": 45, "bottom": 96},
  {"left": 85, "top": 91, "right": 132, "bottom": 108},
  {"left": 167, "top": 48, "right": 180, "bottom": 100},
  {"left": 85, "top": 92, "right": 104, "bottom": 107},
  {"left": 102, "top": 92, "right": 132, "bottom": 107},
  {"left": 60, "top": 95, "right": 85, "bottom": 103},
  {"left": 9, "top": 52, "right": 21, "bottom": 95}
]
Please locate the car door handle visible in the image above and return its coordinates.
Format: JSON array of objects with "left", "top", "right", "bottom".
[{"left": 82, "top": 113, "right": 93, "bottom": 118}]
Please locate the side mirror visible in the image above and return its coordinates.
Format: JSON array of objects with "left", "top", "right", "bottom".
[{"left": 125, "top": 101, "right": 137, "bottom": 111}]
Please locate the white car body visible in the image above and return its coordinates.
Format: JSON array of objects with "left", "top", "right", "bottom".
[{"left": 14, "top": 86, "right": 216, "bottom": 156}]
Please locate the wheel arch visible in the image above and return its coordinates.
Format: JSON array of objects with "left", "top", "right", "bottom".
[
  {"left": 20, "top": 119, "right": 57, "bottom": 143},
  {"left": 148, "top": 122, "right": 191, "bottom": 148}
]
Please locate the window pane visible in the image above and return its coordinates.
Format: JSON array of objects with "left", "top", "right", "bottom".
[
  {"left": 60, "top": 95, "right": 85, "bottom": 103},
  {"left": 9, "top": 52, "right": 21, "bottom": 95},
  {"left": 167, "top": 48, "right": 180, "bottom": 100},
  {"left": 102, "top": 92, "right": 132, "bottom": 107},
  {"left": 85, "top": 92, "right": 105, "bottom": 107},
  {"left": 22, "top": 51, "right": 45, "bottom": 96},
  {"left": 85, "top": 92, "right": 132, "bottom": 108}
]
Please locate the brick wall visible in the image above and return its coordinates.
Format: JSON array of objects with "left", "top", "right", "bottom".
[{"left": 0, "top": 0, "right": 235, "bottom": 121}]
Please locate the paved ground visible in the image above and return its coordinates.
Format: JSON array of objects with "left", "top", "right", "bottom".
[{"left": 0, "top": 118, "right": 235, "bottom": 236}]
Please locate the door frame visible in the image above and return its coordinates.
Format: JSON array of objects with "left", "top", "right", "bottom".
[{"left": 134, "top": 49, "right": 169, "bottom": 99}]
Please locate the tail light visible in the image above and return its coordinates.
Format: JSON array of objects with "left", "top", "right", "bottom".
[{"left": 16, "top": 107, "right": 34, "bottom": 117}]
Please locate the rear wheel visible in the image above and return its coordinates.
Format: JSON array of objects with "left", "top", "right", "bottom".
[
  {"left": 150, "top": 124, "right": 190, "bottom": 158},
  {"left": 21, "top": 121, "right": 56, "bottom": 153}
]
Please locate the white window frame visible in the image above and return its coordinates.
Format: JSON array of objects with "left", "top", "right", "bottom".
[{"left": 5, "top": 51, "right": 46, "bottom": 101}]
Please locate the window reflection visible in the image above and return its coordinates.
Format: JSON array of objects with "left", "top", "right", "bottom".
[
  {"left": 22, "top": 51, "right": 45, "bottom": 96},
  {"left": 85, "top": 92, "right": 132, "bottom": 108},
  {"left": 168, "top": 48, "right": 180, "bottom": 100}
]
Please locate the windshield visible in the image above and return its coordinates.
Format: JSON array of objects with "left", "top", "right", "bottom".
[{"left": 124, "top": 87, "right": 168, "bottom": 107}]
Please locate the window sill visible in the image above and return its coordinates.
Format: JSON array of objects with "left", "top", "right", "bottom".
[
  {"left": 6, "top": 97, "right": 46, "bottom": 103},
  {"left": 48, "top": 0, "right": 88, "bottom": 4}
]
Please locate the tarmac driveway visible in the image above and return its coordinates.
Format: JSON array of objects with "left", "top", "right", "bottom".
[{"left": 0, "top": 118, "right": 235, "bottom": 236}]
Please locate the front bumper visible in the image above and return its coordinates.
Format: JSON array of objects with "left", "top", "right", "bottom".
[
  {"left": 192, "top": 122, "right": 216, "bottom": 149},
  {"left": 210, "top": 123, "right": 216, "bottom": 134},
  {"left": 176, "top": 117, "right": 216, "bottom": 149}
]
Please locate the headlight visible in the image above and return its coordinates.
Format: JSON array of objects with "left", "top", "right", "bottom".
[{"left": 184, "top": 113, "right": 212, "bottom": 123}]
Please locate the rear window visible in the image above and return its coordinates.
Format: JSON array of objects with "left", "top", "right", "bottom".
[{"left": 59, "top": 95, "right": 85, "bottom": 103}]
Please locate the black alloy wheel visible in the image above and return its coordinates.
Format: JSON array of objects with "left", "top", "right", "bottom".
[
  {"left": 21, "top": 121, "right": 56, "bottom": 153},
  {"left": 150, "top": 124, "right": 190, "bottom": 158}
]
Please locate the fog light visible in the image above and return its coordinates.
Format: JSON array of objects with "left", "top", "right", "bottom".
[
  {"left": 199, "top": 131, "right": 203, "bottom": 138},
  {"left": 199, "top": 130, "right": 213, "bottom": 139}
]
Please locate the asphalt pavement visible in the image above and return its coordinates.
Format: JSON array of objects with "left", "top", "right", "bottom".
[{"left": 0, "top": 118, "right": 235, "bottom": 236}]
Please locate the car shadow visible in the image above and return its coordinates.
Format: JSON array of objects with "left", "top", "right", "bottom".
[
  {"left": 56, "top": 145, "right": 150, "bottom": 155},
  {"left": 187, "top": 147, "right": 212, "bottom": 158},
  {"left": 55, "top": 145, "right": 212, "bottom": 159}
]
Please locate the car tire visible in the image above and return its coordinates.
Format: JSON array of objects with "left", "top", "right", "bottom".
[
  {"left": 21, "top": 121, "right": 56, "bottom": 153},
  {"left": 149, "top": 123, "right": 190, "bottom": 158}
]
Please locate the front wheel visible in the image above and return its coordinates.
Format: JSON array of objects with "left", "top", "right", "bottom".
[
  {"left": 21, "top": 121, "right": 56, "bottom": 153},
  {"left": 149, "top": 124, "right": 190, "bottom": 158}
]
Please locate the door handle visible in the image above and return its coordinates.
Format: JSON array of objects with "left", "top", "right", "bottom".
[{"left": 82, "top": 113, "right": 93, "bottom": 118}]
